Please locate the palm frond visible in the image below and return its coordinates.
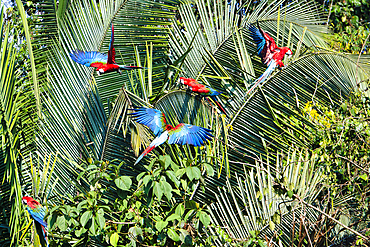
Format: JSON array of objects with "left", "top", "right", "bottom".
[
  {"left": 209, "top": 149, "right": 324, "bottom": 246},
  {"left": 228, "top": 53, "right": 369, "bottom": 168}
]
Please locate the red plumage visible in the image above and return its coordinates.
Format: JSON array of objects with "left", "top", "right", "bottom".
[{"left": 22, "top": 196, "right": 42, "bottom": 209}]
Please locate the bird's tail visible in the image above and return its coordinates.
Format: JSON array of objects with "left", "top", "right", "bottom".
[
  {"left": 209, "top": 96, "right": 227, "bottom": 115},
  {"left": 246, "top": 61, "right": 277, "bottom": 95},
  {"left": 41, "top": 225, "right": 49, "bottom": 247},
  {"left": 119, "top": 65, "right": 144, "bottom": 70},
  {"left": 134, "top": 145, "right": 155, "bottom": 165}
]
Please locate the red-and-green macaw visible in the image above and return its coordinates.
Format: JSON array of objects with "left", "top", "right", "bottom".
[
  {"left": 248, "top": 21, "right": 293, "bottom": 90},
  {"left": 22, "top": 196, "right": 48, "bottom": 246},
  {"left": 70, "top": 24, "right": 143, "bottom": 75},
  {"left": 130, "top": 107, "right": 213, "bottom": 165},
  {"left": 179, "top": 77, "right": 227, "bottom": 114}
]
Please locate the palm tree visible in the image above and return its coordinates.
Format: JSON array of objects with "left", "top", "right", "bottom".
[{"left": 1, "top": 0, "right": 369, "bottom": 245}]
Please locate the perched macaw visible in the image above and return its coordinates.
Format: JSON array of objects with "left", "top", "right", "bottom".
[
  {"left": 130, "top": 107, "right": 213, "bottom": 165},
  {"left": 70, "top": 24, "right": 143, "bottom": 75},
  {"left": 22, "top": 196, "right": 48, "bottom": 246},
  {"left": 179, "top": 77, "right": 227, "bottom": 114},
  {"left": 248, "top": 21, "right": 293, "bottom": 89}
]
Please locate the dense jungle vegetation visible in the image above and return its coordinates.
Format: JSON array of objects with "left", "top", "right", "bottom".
[{"left": 0, "top": 0, "right": 369, "bottom": 246}]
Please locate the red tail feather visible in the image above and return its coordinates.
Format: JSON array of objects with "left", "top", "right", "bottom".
[{"left": 135, "top": 145, "right": 156, "bottom": 165}]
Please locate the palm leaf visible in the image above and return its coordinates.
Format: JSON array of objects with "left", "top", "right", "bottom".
[
  {"left": 228, "top": 53, "right": 369, "bottom": 169},
  {"left": 208, "top": 149, "right": 324, "bottom": 246}
]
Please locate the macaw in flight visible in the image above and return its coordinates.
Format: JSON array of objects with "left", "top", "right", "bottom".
[
  {"left": 179, "top": 77, "right": 227, "bottom": 114},
  {"left": 70, "top": 24, "right": 143, "bottom": 75},
  {"left": 22, "top": 196, "right": 48, "bottom": 246},
  {"left": 130, "top": 107, "right": 213, "bottom": 165},
  {"left": 248, "top": 20, "right": 293, "bottom": 91}
]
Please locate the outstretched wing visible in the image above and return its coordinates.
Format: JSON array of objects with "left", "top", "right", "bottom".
[
  {"left": 70, "top": 50, "right": 107, "bottom": 68},
  {"left": 27, "top": 206, "right": 47, "bottom": 228},
  {"left": 168, "top": 124, "right": 213, "bottom": 146},
  {"left": 130, "top": 107, "right": 167, "bottom": 136},
  {"left": 249, "top": 22, "right": 278, "bottom": 66},
  {"left": 107, "top": 24, "right": 115, "bottom": 64}
]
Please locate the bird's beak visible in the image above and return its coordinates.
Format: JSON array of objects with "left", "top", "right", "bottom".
[
  {"left": 118, "top": 69, "right": 122, "bottom": 75},
  {"left": 97, "top": 71, "right": 101, "bottom": 76}
]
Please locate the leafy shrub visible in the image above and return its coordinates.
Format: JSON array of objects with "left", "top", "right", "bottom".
[{"left": 46, "top": 155, "right": 217, "bottom": 246}]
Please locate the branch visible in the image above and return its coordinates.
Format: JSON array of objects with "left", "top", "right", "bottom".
[
  {"left": 107, "top": 220, "right": 135, "bottom": 225},
  {"left": 335, "top": 154, "right": 370, "bottom": 174},
  {"left": 295, "top": 194, "right": 369, "bottom": 241}
]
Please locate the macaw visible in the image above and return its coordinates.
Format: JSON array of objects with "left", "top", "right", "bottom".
[
  {"left": 248, "top": 21, "right": 293, "bottom": 90},
  {"left": 22, "top": 196, "right": 48, "bottom": 246},
  {"left": 179, "top": 77, "right": 227, "bottom": 114},
  {"left": 70, "top": 24, "right": 143, "bottom": 75},
  {"left": 130, "top": 107, "right": 213, "bottom": 165}
]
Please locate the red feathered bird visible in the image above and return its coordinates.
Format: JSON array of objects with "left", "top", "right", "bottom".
[
  {"left": 248, "top": 21, "right": 293, "bottom": 92},
  {"left": 179, "top": 77, "right": 227, "bottom": 114},
  {"left": 22, "top": 196, "right": 48, "bottom": 246},
  {"left": 130, "top": 107, "right": 213, "bottom": 165},
  {"left": 70, "top": 24, "right": 143, "bottom": 75}
]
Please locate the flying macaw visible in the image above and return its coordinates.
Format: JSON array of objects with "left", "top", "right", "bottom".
[
  {"left": 179, "top": 77, "right": 227, "bottom": 114},
  {"left": 70, "top": 24, "right": 143, "bottom": 75},
  {"left": 22, "top": 196, "right": 48, "bottom": 246},
  {"left": 248, "top": 21, "right": 293, "bottom": 91},
  {"left": 130, "top": 107, "right": 213, "bottom": 165}
]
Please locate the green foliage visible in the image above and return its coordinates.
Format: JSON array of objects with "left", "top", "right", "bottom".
[
  {"left": 300, "top": 93, "right": 370, "bottom": 189},
  {"left": 47, "top": 155, "right": 216, "bottom": 246},
  {"left": 2, "top": 0, "right": 370, "bottom": 245},
  {"left": 322, "top": 0, "right": 370, "bottom": 53}
]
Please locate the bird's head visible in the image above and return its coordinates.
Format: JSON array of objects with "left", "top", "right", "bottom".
[
  {"left": 284, "top": 48, "right": 293, "bottom": 58},
  {"left": 22, "top": 196, "right": 40, "bottom": 208},
  {"left": 22, "top": 196, "right": 32, "bottom": 205}
]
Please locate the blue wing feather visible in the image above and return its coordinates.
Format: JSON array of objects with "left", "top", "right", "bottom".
[
  {"left": 27, "top": 206, "right": 47, "bottom": 228},
  {"left": 249, "top": 24, "right": 266, "bottom": 56},
  {"left": 168, "top": 124, "right": 213, "bottom": 146},
  {"left": 70, "top": 50, "right": 107, "bottom": 67},
  {"left": 131, "top": 107, "right": 167, "bottom": 136}
]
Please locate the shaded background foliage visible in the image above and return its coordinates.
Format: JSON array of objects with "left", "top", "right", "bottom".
[
  {"left": 319, "top": 0, "right": 370, "bottom": 53},
  {"left": 0, "top": 0, "right": 370, "bottom": 246}
]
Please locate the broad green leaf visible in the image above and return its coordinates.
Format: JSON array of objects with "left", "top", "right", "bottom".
[
  {"left": 167, "top": 228, "right": 180, "bottom": 242},
  {"left": 110, "top": 232, "right": 119, "bottom": 247},
  {"left": 153, "top": 182, "right": 164, "bottom": 201},
  {"left": 143, "top": 175, "right": 152, "bottom": 186},
  {"left": 162, "top": 181, "right": 172, "bottom": 201},
  {"left": 163, "top": 155, "right": 172, "bottom": 169},
  {"left": 175, "top": 204, "right": 185, "bottom": 217},
  {"left": 186, "top": 166, "right": 201, "bottom": 181},
  {"left": 359, "top": 174, "right": 368, "bottom": 181},
  {"left": 80, "top": 211, "right": 92, "bottom": 227},
  {"left": 199, "top": 211, "right": 211, "bottom": 228},
  {"left": 115, "top": 176, "right": 132, "bottom": 191},
  {"left": 90, "top": 217, "right": 97, "bottom": 235},
  {"left": 156, "top": 220, "right": 168, "bottom": 232},
  {"left": 96, "top": 213, "right": 105, "bottom": 230},
  {"left": 269, "top": 221, "right": 275, "bottom": 231},
  {"left": 129, "top": 226, "right": 143, "bottom": 237},
  {"left": 167, "top": 213, "right": 181, "bottom": 222},
  {"left": 166, "top": 171, "right": 180, "bottom": 187},
  {"left": 75, "top": 227, "right": 87, "bottom": 237},
  {"left": 175, "top": 168, "right": 186, "bottom": 177},
  {"left": 57, "top": 216, "right": 67, "bottom": 231},
  {"left": 204, "top": 163, "right": 214, "bottom": 177}
]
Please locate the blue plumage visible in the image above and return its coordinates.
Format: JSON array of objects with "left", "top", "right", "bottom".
[
  {"left": 131, "top": 107, "right": 214, "bottom": 164},
  {"left": 249, "top": 24, "right": 265, "bottom": 56},
  {"left": 27, "top": 207, "right": 47, "bottom": 228},
  {"left": 130, "top": 107, "right": 167, "bottom": 136},
  {"left": 69, "top": 50, "right": 107, "bottom": 67},
  {"left": 168, "top": 124, "right": 213, "bottom": 147}
]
